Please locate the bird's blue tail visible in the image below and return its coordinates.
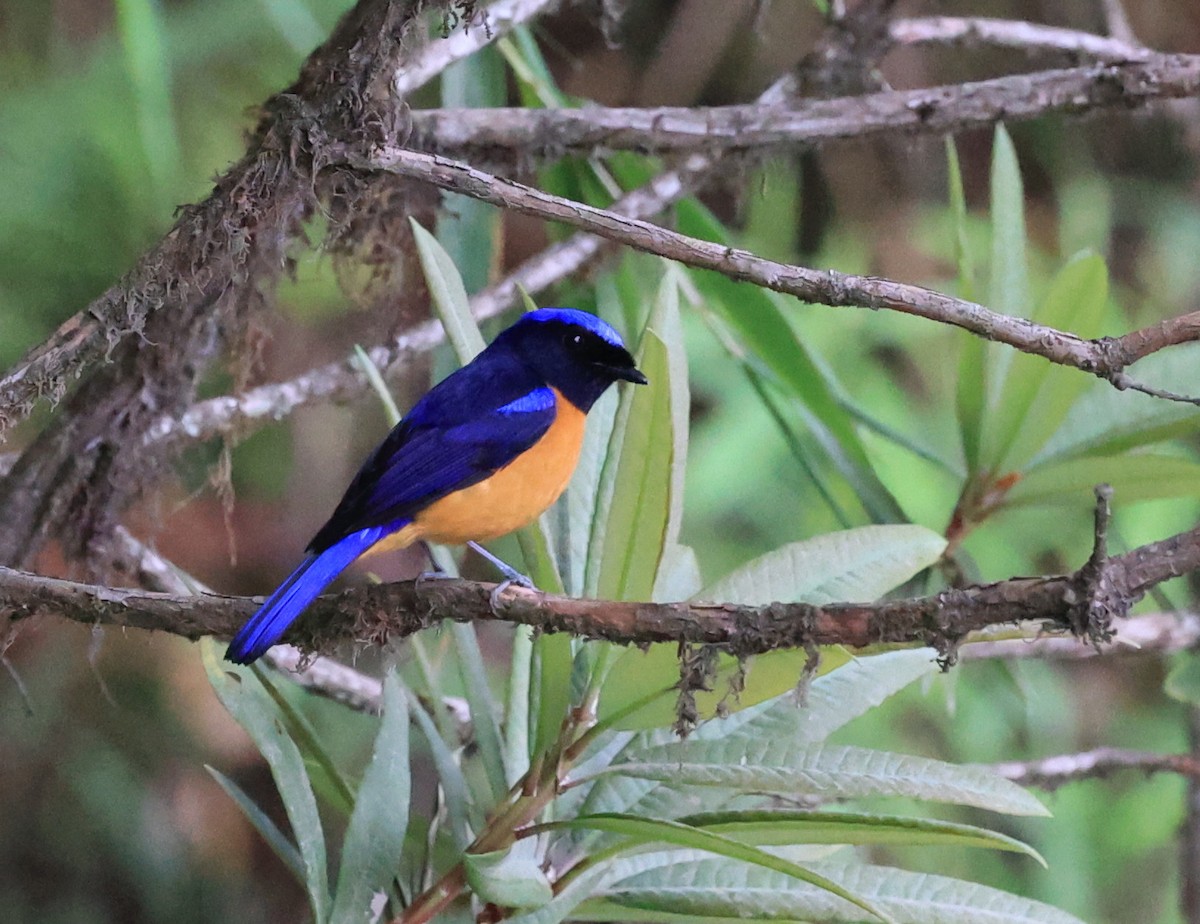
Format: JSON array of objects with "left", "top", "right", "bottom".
[{"left": 225, "top": 525, "right": 391, "bottom": 665}]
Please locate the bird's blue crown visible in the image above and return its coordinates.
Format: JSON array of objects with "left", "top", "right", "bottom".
[{"left": 519, "top": 308, "right": 626, "bottom": 348}]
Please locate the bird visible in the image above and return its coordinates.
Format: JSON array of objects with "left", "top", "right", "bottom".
[{"left": 225, "top": 307, "right": 648, "bottom": 664}]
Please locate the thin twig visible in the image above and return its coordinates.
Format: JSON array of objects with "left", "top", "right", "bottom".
[
  {"left": 363, "top": 146, "right": 1200, "bottom": 402},
  {"left": 990, "top": 748, "right": 1200, "bottom": 790},
  {"left": 6, "top": 512, "right": 1200, "bottom": 658},
  {"left": 889, "top": 15, "right": 1151, "bottom": 62},
  {"left": 406, "top": 54, "right": 1200, "bottom": 157}
]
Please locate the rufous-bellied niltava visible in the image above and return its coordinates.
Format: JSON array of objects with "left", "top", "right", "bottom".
[{"left": 225, "top": 308, "right": 647, "bottom": 664}]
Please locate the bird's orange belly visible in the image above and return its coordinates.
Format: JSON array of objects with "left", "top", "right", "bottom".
[{"left": 370, "top": 389, "right": 587, "bottom": 553}]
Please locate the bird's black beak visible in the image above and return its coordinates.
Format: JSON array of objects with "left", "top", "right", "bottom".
[{"left": 617, "top": 365, "right": 648, "bottom": 385}]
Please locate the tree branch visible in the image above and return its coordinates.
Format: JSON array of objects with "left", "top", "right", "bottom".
[
  {"left": 7, "top": 506, "right": 1198, "bottom": 660},
  {"left": 889, "top": 15, "right": 1152, "bottom": 62},
  {"left": 406, "top": 54, "right": 1200, "bottom": 158},
  {"left": 990, "top": 748, "right": 1200, "bottom": 790},
  {"left": 362, "top": 146, "right": 1200, "bottom": 402},
  {"left": 0, "top": 0, "right": 552, "bottom": 433}
]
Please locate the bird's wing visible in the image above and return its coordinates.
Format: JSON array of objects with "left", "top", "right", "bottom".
[{"left": 307, "top": 360, "right": 555, "bottom": 552}]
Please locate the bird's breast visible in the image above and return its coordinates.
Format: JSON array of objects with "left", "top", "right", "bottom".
[{"left": 413, "top": 389, "right": 587, "bottom": 545}]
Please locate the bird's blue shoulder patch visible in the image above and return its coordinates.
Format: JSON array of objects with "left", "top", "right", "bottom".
[
  {"left": 521, "top": 308, "right": 625, "bottom": 348},
  {"left": 496, "top": 386, "right": 556, "bottom": 416}
]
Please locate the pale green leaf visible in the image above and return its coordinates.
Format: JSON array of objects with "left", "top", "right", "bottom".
[
  {"left": 984, "top": 254, "right": 1109, "bottom": 472},
  {"left": 1031, "top": 342, "right": 1200, "bottom": 466},
  {"left": 699, "top": 524, "right": 946, "bottom": 606},
  {"left": 592, "top": 858, "right": 1084, "bottom": 923},
  {"left": 678, "top": 809, "right": 1044, "bottom": 864},
  {"left": 410, "top": 217, "right": 485, "bottom": 360},
  {"left": 331, "top": 676, "right": 410, "bottom": 924},
  {"left": 206, "top": 765, "right": 306, "bottom": 886},
  {"left": 465, "top": 843, "right": 554, "bottom": 909},
  {"left": 542, "top": 815, "right": 897, "bottom": 923},
  {"left": 203, "top": 640, "right": 330, "bottom": 923},
  {"left": 610, "top": 743, "right": 1048, "bottom": 816},
  {"left": 1006, "top": 453, "right": 1200, "bottom": 508}
]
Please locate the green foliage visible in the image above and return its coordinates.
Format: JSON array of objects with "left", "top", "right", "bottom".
[{"left": 205, "top": 225, "right": 1080, "bottom": 922}]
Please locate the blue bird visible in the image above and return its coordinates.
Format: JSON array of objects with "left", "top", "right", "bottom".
[{"left": 226, "top": 308, "right": 647, "bottom": 664}]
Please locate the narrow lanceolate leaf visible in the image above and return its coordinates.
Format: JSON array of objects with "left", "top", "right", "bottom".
[
  {"left": 206, "top": 765, "right": 306, "bottom": 886},
  {"left": 408, "top": 699, "right": 474, "bottom": 848},
  {"left": 588, "top": 274, "right": 687, "bottom": 602},
  {"left": 1031, "top": 341, "right": 1200, "bottom": 466},
  {"left": 982, "top": 253, "right": 1109, "bottom": 473},
  {"left": 203, "top": 640, "right": 331, "bottom": 924},
  {"left": 611, "top": 743, "right": 1049, "bottom": 817},
  {"left": 1007, "top": 453, "right": 1200, "bottom": 508},
  {"left": 698, "top": 524, "right": 946, "bottom": 606},
  {"left": 676, "top": 810, "right": 1044, "bottom": 864},
  {"left": 591, "top": 858, "right": 1085, "bottom": 924},
  {"left": 330, "top": 676, "right": 411, "bottom": 924},
  {"left": 538, "top": 815, "right": 898, "bottom": 924},
  {"left": 950, "top": 135, "right": 985, "bottom": 474},
  {"left": 411, "top": 217, "right": 486, "bottom": 360},
  {"left": 678, "top": 198, "right": 905, "bottom": 524},
  {"left": 986, "top": 124, "right": 1029, "bottom": 392}
]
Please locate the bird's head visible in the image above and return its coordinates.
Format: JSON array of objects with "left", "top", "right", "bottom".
[{"left": 500, "top": 308, "right": 648, "bottom": 411}]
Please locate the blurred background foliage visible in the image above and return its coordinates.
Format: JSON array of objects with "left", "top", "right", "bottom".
[{"left": 5, "top": 0, "right": 1200, "bottom": 922}]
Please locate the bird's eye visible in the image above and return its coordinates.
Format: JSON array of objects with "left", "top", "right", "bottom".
[{"left": 563, "top": 332, "right": 584, "bottom": 348}]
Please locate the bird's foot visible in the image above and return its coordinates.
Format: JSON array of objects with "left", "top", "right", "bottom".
[
  {"left": 414, "top": 568, "right": 454, "bottom": 593},
  {"left": 467, "top": 541, "right": 537, "bottom": 613}
]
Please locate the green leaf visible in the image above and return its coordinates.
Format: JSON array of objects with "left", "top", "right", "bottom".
[
  {"left": 678, "top": 198, "right": 904, "bottom": 524},
  {"left": 540, "top": 815, "right": 898, "bottom": 923},
  {"left": 587, "top": 274, "right": 687, "bottom": 601},
  {"left": 330, "top": 676, "right": 411, "bottom": 924},
  {"left": 451, "top": 623, "right": 509, "bottom": 805},
  {"left": 949, "top": 134, "right": 984, "bottom": 474},
  {"left": 699, "top": 524, "right": 946, "bottom": 606},
  {"left": 1166, "top": 651, "right": 1200, "bottom": 705},
  {"left": 206, "top": 765, "right": 306, "bottom": 886},
  {"left": 610, "top": 743, "right": 1049, "bottom": 816},
  {"left": 438, "top": 46, "right": 504, "bottom": 293},
  {"left": 600, "top": 533, "right": 944, "bottom": 732},
  {"left": 115, "top": 0, "right": 180, "bottom": 196},
  {"left": 253, "top": 665, "right": 356, "bottom": 817},
  {"left": 203, "top": 640, "right": 331, "bottom": 923},
  {"left": 1031, "top": 342, "right": 1200, "bottom": 465},
  {"left": 982, "top": 253, "right": 1109, "bottom": 473},
  {"left": 411, "top": 217, "right": 486, "bottom": 360},
  {"left": 409, "top": 698, "right": 474, "bottom": 848},
  {"left": 677, "top": 809, "right": 1044, "bottom": 864},
  {"left": 531, "top": 631, "right": 574, "bottom": 761},
  {"left": 354, "top": 344, "right": 402, "bottom": 427},
  {"left": 591, "top": 858, "right": 1085, "bottom": 923},
  {"left": 987, "top": 124, "right": 1029, "bottom": 383},
  {"left": 652, "top": 543, "right": 703, "bottom": 602},
  {"left": 465, "top": 844, "right": 554, "bottom": 909},
  {"left": 1006, "top": 453, "right": 1200, "bottom": 508},
  {"left": 584, "top": 651, "right": 943, "bottom": 821}
]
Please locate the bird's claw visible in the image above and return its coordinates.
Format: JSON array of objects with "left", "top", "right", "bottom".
[{"left": 488, "top": 574, "right": 536, "bottom": 614}]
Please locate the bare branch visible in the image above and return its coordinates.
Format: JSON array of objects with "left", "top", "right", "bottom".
[
  {"left": 990, "top": 748, "right": 1200, "bottom": 789},
  {"left": 889, "top": 16, "right": 1152, "bottom": 62},
  {"left": 363, "top": 146, "right": 1200, "bottom": 399},
  {"left": 407, "top": 55, "right": 1200, "bottom": 158},
  {"left": 960, "top": 612, "right": 1200, "bottom": 661},
  {"left": 7, "top": 510, "right": 1200, "bottom": 659}
]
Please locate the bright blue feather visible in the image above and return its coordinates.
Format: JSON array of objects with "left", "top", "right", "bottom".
[{"left": 225, "top": 523, "right": 398, "bottom": 664}]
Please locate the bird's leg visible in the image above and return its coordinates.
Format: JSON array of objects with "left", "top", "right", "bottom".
[
  {"left": 467, "top": 541, "right": 537, "bottom": 612},
  {"left": 415, "top": 541, "right": 454, "bottom": 589}
]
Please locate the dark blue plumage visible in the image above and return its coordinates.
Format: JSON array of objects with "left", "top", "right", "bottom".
[{"left": 225, "top": 308, "right": 646, "bottom": 665}]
